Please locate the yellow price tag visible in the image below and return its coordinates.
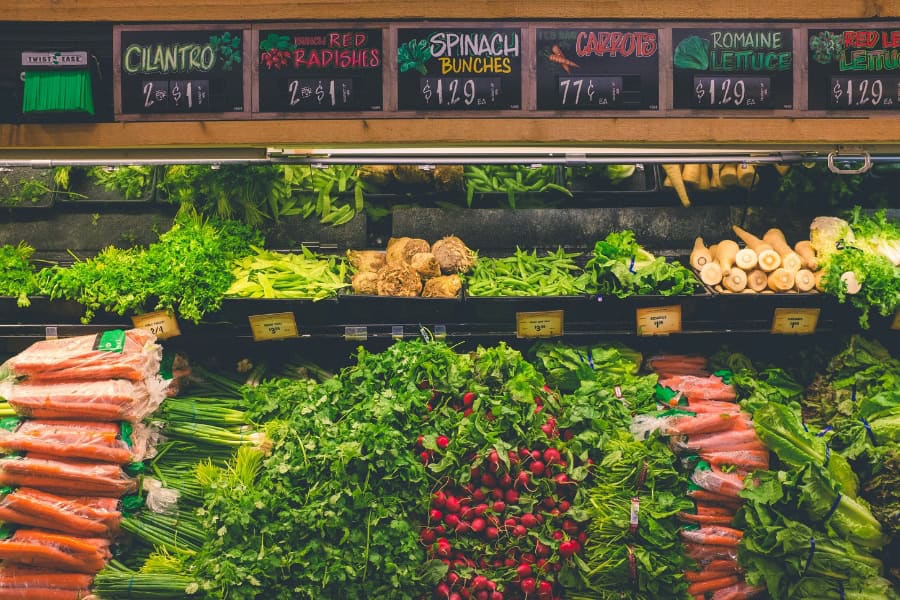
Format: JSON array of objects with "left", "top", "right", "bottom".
[
  {"left": 248, "top": 312, "right": 299, "bottom": 341},
  {"left": 892, "top": 311, "right": 900, "bottom": 331},
  {"left": 636, "top": 305, "right": 682, "bottom": 336},
  {"left": 516, "top": 310, "right": 564, "bottom": 339},
  {"left": 132, "top": 310, "right": 181, "bottom": 340},
  {"left": 771, "top": 308, "right": 820, "bottom": 335}
]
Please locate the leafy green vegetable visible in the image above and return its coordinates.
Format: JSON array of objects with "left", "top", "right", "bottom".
[
  {"left": 733, "top": 367, "right": 804, "bottom": 416},
  {"left": 398, "top": 38, "right": 432, "bottom": 75},
  {"left": 87, "top": 166, "right": 154, "bottom": 200},
  {"left": 531, "top": 341, "right": 643, "bottom": 393},
  {"left": 0, "top": 242, "right": 39, "bottom": 307},
  {"left": 226, "top": 246, "right": 349, "bottom": 300},
  {"left": 673, "top": 35, "right": 710, "bottom": 70},
  {"left": 586, "top": 231, "right": 696, "bottom": 298}
]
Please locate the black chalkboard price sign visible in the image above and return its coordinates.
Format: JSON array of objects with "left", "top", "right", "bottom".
[
  {"left": 808, "top": 29, "right": 900, "bottom": 110},
  {"left": 536, "top": 28, "right": 659, "bottom": 110},
  {"left": 257, "top": 29, "right": 382, "bottom": 112},
  {"left": 672, "top": 28, "right": 793, "bottom": 110},
  {"left": 397, "top": 28, "right": 522, "bottom": 111},
  {"left": 119, "top": 29, "right": 245, "bottom": 114}
]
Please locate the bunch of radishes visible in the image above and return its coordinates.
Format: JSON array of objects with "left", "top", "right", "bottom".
[{"left": 421, "top": 442, "right": 586, "bottom": 600}]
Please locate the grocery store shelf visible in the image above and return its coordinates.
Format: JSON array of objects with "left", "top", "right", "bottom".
[{"left": 2, "top": 0, "right": 894, "bottom": 22}]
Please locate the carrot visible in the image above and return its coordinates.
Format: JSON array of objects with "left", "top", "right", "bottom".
[
  {"left": 0, "top": 589, "right": 89, "bottom": 599},
  {"left": 710, "top": 582, "right": 766, "bottom": 600},
  {"left": 688, "top": 575, "right": 740, "bottom": 595},
  {"left": 0, "top": 507, "right": 107, "bottom": 537},
  {"left": 700, "top": 450, "right": 770, "bottom": 471},
  {"left": 670, "top": 413, "right": 751, "bottom": 436},
  {"left": 685, "top": 569, "right": 739, "bottom": 582},
  {"left": 683, "top": 542, "right": 738, "bottom": 562},
  {"left": 663, "top": 164, "right": 691, "bottom": 207},
  {"left": 696, "top": 504, "right": 736, "bottom": 517},
  {"left": 14, "top": 530, "right": 106, "bottom": 555},
  {"left": 548, "top": 53, "right": 579, "bottom": 72},
  {"left": 686, "top": 489, "right": 744, "bottom": 508},
  {"left": 679, "top": 512, "right": 735, "bottom": 525},
  {"left": 0, "top": 542, "right": 104, "bottom": 573},
  {"left": 680, "top": 527, "right": 743, "bottom": 546},
  {"left": 0, "top": 566, "right": 94, "bottom": 589}
]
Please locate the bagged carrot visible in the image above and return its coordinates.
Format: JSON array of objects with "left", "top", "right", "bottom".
[
  {"left": 0, "top": 529, "right": 109, "bottom": 573},
  {"left": 0, "top": 456, "right": 137, "bottom": 497},
  {"left": 0, "top": 420, "right": 153, "bottom": 464},
  {"left": 0, "top": 487, "right": 121, "bottom": 536},
  {"left": 1, "top": 378, "right": 167, "bottom": 422}
]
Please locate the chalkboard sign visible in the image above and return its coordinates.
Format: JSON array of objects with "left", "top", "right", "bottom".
[
  {"left": 672, "top": 28, "right": 793, "bottom": 110},
  {"left": 257, "top": 29, "right": 382, "bottom": 112},
  {"left": 808, "top": 28, "right": 900, "bottom": 110},
  {"left": 536, "top": 28, "right": 659, "bottom": 110},
  {"left": 119, "top": 29, "right": 245, "bottom": 114},
  {"left": 397, "top": 28, "right": 522, "bottom": 111}
]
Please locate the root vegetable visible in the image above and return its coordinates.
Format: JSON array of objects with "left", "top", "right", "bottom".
[
  {"left": 410, "top": 252, "right": 441, "bottom": 279},
  {"left": 386, "top": 237, "right": 430, "bottom": 265},
  {"left": 662, "top": 164, "right": 691, "bottom": 207},
  {"left": 716, "top": 240, "right": 740, "bottom": 276},
  {"left": 351, "top": 272, "right": 379, "bottom": 295},
  {"left": 701, "top": 263, "right": 724, "bottom": 286},
  {"left": 434, "top": 165, "right": 464, "bottom": 192},
  {"left": 723, "top": 267, "right": 748, "bottom": 292},
  {"left": 698, "top": 164, "right": 710, "bottom": 191},
  {"left": 431, "top": 236, "right": 476, "bottom": 274},
  {"left": 392, "top": 165, "right": 434, "bottom": 186},
  {"left": 691, "top": 237, "right": 713, "bottom": 270},
  {"left": 795, "top": 269, "right": 815, "bottom": 292},
  {"left": 423, "top": 275, "right": 462, "bottom": 298},
  {"left": 682, "top": 164, "right": 702, "bottom": 188},
  {"left": 747, "top": 269, "right": 768, "bottom": 292},
  {"left": 794, "top": 240, "right": 819, "bottom": 271},
  {"left": 814, "top": 270, "right": 826, "bottom": 292},
  {"left": 840, "top": 271, "right": 862, "bottom": 295},
  {"left": 734, "top": 248, "right": 758, "bottom": 271},
  {"left": 719, "top": 164, "right": 738, "bottom": 187},
  {"left": 710, "top": 164, "right": 724, "bottom": 190},
  {"left": 356, "top": 165, "right": 394, "bottom": 188},
  {"left": 767, "top": 268, "right": 795, "bottom": 292},
  {"left": 347, "top": 250, "right": 386, "bottom": 273},
  {"left": 732, "top": 225, "right": 781, "bottom": 272},
  {"left": 762, "top": 229, "right": 803, "bottom": 272},
  {"left": 376, "top": 263, "right": 422, "bottom": 297},
  {"left": 736, "top": 164, "right": 757, "bottom": 189},
  {"left": 775, "top": 164, "right": 791, "bottom": 176}
]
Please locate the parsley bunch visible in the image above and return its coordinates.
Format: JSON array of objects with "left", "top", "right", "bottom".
[{"left": 0, "top": 242, "right": 39, "bottom": 307}]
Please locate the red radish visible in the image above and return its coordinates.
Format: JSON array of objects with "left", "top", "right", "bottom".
[
  {"left": 448, "top": 572, "right": 460, "bottom": 586},
  {"left": 531, "top": 450, "right": 542, "bottom": 461},
  {"left": 578, "top": 531, "right": 587, "bottom": 545},
  {"left": 417, "top": 435, "right": 425, "bottom": 446},
  {"left": 537, "top": 580, "right": 553, "bottom": 598},
  {"left": 508, "top": 450, "right": 519, "bottom": 463},
  {"left": 519, "top": 448, "right": 532, "bottom": 458},
  {"left": 490, "top": 592, "right": 503, "bottom": 600},
  {"left": 462, "top": 484, "right": 475, "bottom": 496},
  {"left": 558, "top": 500, "right": 570, "bottom": 513},
  {"left": 418, "top": 380, "right": 431, "bottom": 390},
  {"left": 505, "top": 489, "right": 519, "bottom": 503},
  {"left": 534, "top": 405, "right": 544, "bottom": 414},
  {"left": 521, "top": 553, "right": 536, "bottom": 564},
  {"left": 562, "top": 430, "right": 574, "bottom": 441},
  {"left": 476, "top": 592, "right": 489, "bottom": 600},
  {"left": 535, "top": 558, "right": 548, "bottom": 571},
  {"left": 520, "top": 578, "right": 536, "bottom": 594},
  {"left": 491, "top": 488, "right": 505, "bottom": 501},
  {"left": 504, "top": 557, "right": 517, "bottom": 568},
  {"left": 486, "top": 580, "right": 497, "bottom": 592},
  {"left": 492, "top": 500, "right": 506, "bottom": 513},
  {"left": 504, "top": 517, "right": 518, "bottom": 528},
  {"left": 463, "top": 392, "right": 476, "bottom": 405},
  {"left": 445, "top": 514, "right": 461, "bottom": 528},
  {"left": 541, "top": 423, "right": 556, "bottom": 437},
  {"left": 430, "top": 509, "right": 444, "bottom": 522},
  {"left": 435, "top": 524, "right": 446, "bottom": 534},
  {"left": 435, "top": 582, "right": 451, "bottom": 598},
  {"left": 559, "top": 539, "right": 580, "bottom": 558},
  {"left": 463, "top": 408, "right": 473, "bottom": 417},
  {"left": 488, "top": 449, "right": 500, "bottom": 464},
  {"left": 471, "top": 517, "right": 486, "bottom": 533},
  {"left": 536, "top": 514, "right": 545, "bottom": 524},
  {"left": 473, "top": 488, "right": 486, "bottom": 502},
  {"left": 450, "top": 594, "right": 462, "bottom": 600},
  {"left": 516, "top": 564, "right": 532, "bottom": 578},
  {"left": 421, "top": 528, "right": 436, "bottom": 544},
  {"left": 516, "top": 471, "right": 531, "bottom": 488},
  {"left": 487, "top": 459, "right": 500, "bottom": 473},
  {"left": 499, "top": 473, "right": 513, "bottom": 488},
  {"left": 460, "top": 590, "right": 471, "bottom": 600},
  {"left": 455, "top": 520, "right": 470, "bottom": 534},
  {"left": 543, "top": 448, "right": 561, "bottom": 465},
  {"left": 433, "top": 491, "right": 447, "bottom": 508},
  {"left": 460, "top": 506, "right": 474, "bottom": 520},
  {"left": 535, "top": 541, "right": 551, "bottom": 557},
  {"left": 474, "top": 503, "right": 489, "bottom": 516},
  {"left": 445, "top": 496, "right": 461, "bottom": 513},
  {"left": 485, "top": 526, "right": 499, "bottom": 539},
  {"left": 554, "top": 473, "right": 570, "bottom": 486},
  {"left": 421, "top": 451, "right": 431, "bottom": 464},
  {"left": 520, "top": 513, "right": 538, "bottom": 528},
  {"left": 472, "top": 576, "right": 489, "bottom": 591},
  {"left": 552, "top": 530, "right": 564, "bottom": 541},
  {"left": 512, "top": 524, "right": 527, "bottom": 537},
  {"left": 481, "top": 473, "right": 497, "bottom": 487},
  {"left": 542, "top": 497, "right": 556, "bottom": 509},
  {"left": 437, "top": 436, "right": 450, "bottom": 449},
  {"left": 543, "top": 385, "right": 553, "bottom": 393},
  {"left": 529, "top": 461, "right": 545, "bottom": 476},
  {"left": 563, "top": 520, "right": 579, "bottom": 535}
]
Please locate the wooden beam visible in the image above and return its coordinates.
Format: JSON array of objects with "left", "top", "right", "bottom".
[
  {"left": 2, "top": 117, "right": 899, "bottom": 150},
  {"left": 3, "top": 0, "right": 897, "bottom": 22}
]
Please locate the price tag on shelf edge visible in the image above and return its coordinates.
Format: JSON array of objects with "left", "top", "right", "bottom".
[
  {"left": 248, "top": 312, "right": 299, "bottom": 342},
  {"left": 516, "top": 310, "right": 564, "bottom": 339},
  {"left": 771, "top": 308, "right": 820, "bottom": 335},
  {"left": 891, "top": 311, "right": 900, "bottom": 331},
  {"left": 636, "top": 305, "right": 682, "bottom": 336},
  {"left": 132, "top": 310, "right": 181, "bottom": 340}
]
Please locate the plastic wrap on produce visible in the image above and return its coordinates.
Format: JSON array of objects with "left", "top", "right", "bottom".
[
  {"left": 0, "top": 420, "right": 152, "bottom": 464},
  {"left": 0, "top": 487, "right": 120, "bottom": 537},
  {"left": 2, "top": 329, "right": 161, "bottom": 383},
  {"left": 0, "top": 565, "right": 93, "bottom": 598},
  {"left": 0, "top": 529, "right": 110, "bottom": 574},
  {"left": 0, "top": 456, "right": 136, "bottom": 498},
  {"left": 0, "top": 377, "right": 168, "bottom": 422}
]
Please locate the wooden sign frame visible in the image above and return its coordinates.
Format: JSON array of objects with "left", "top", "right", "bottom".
[{"left": 114, "top": 23, "right": 253, "bottom": 121}]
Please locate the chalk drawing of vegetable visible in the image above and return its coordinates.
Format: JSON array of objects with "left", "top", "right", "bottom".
[
  {"left": 209, "top": 32, "right": 242, "bottom": 71},
  {"left": 674, "top": 35, "right": 710, "bottom": 70},
  {"left": 809, "top": 31, "right": 844, "bottom": 64},
  {"left": 548, "top": 45, "right": 579, "bottom": 74},
  {"left": 398, "top": 38, "right": 432, "bottom": 75}
]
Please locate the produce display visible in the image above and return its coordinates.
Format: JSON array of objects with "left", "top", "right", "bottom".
[
  {"left": 662, "top": 163, "right": 770, "bottom": 207},
  {"left": 587, "top": 231, "right": 697, "bottom": 297},
  {"left": 349, "top": 236, "right": 474, "bottom": 298},
  {"left": 466, "top": 247, "right": 590, "bottom": 297},
  {"left": 0, "top": 242, "right": 38, "bottom": 307},
  {"left": 464, "top": 165, "right": 571, "bottom": 208},
  {"left": 225, "top": 246, "right": 349, "bottom": 300}
]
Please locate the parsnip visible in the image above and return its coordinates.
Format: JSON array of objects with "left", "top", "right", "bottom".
[
  {"left": 794, "top": 240, "right": 818, "bottom": 271},
  {"left": 732, "top": 225, "right": 781, "bottom": 272},
  {"left": 710, "top": 164, "right": 724, "bottom": 190},
  {"left": 682, "top": 164, "right": 702, "bottom": 188},
  {"left": 747, "top": 269, "right": 768, "bottom": 292},
  {"left": 775, "top": 164, "right": 791, "bottom": 176},
  {"left": 698, "top": 164, "right": 710, "bottom": 191},
  {"left": 662, "top": 164, "right": 691, "bottom": 207},
  {"left": 767, "top": 268, "right": 795, "bottom": 292},
  {"left": 700, "top": 262, "right": 723, "bottom": 286},
  {"left": 814, "top": 270, "right": 826, "bottom": 292},
  {"left": 690, "top": 237, "right": 713, "bottom": 270},
  {"left": 724, "top": 267, "right": 748, "bottom": 292},
  {"left": 736, "top": 164, "right": 757, "bottom": 189},
  {"left": 735, "top": 247, "right": 758, "bottom": 271},
  {"left": 795, "top": 269, "right": 815, "bottom": 292},
  {"left": 719, "top": 164, "right": 738, "bottom": 187},
  {"left": 717, "top": 240, "right": 746, "bottom": 291},
  {"left": 762, "top": 229, "right": 803, "bottom": 272}
]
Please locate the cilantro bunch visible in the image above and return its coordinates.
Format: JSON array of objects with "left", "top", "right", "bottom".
[{"left": 0, "top": 242, "right": 39, "bottom": 307}]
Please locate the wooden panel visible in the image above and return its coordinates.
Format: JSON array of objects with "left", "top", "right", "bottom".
[
  {"left": 2, "top": 0, "right": 897, "bottom": 22},
  {"left": 1, "top": 117, "right": 899, "bottom": 150}
]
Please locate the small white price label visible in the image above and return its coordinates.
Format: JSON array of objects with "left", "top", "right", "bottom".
[
  {"left": 248, "top": 312, "right": 299, "bottom": 341},
  {"left": 892, "top": 311, "right": 900, "bottom": 331},
  {"left": 516, "top": 310, "right": 564, "bottom": 339},
  {"left": 636, "top": 305, "right": 682, "bottom": 336},
  {"left": 771, "top": 308, "right": 820, "bottom": 335},
  {"left": 132, "top": 310, "right": 181, "bottom": 340}
]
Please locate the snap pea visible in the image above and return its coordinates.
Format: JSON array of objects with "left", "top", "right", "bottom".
[
  {"left": 465, "top": 247, "right": 591, "bottom": 297},
  {"left": 464, "top": 165, "right": 572, "bottom": 208},
  {"left": 226, "top": 246, "right": 349, "bottom": 301}
]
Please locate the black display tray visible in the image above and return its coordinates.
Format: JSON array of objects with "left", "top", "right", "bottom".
[
  {"left": 205, "top": 297, "right": 342, "bottom": 326},
  {"left": 564, "top": 163, "right": 660, "bottom": 196},
  {"left": 59, "top": 167, "right": 157, "bottom": 204},
  {"left": 337, "top": 290, "right": 464, "bottom": 325}
]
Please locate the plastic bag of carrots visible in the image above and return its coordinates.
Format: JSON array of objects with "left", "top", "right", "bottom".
[
  {"left": 2, "top": 328, "right": 161, "bottom": 383},
  {"left": 0, "top": 529, "right": 110, "bottom": 574},
  {"left": 0, "top": 565, "right": 93, "bottom": 600},
  {"left": 0, "top": 378, "right": 168, "bottom": 422},
  {"left": 0, "top": 420, "right": 155, "bottom": 465},
  {"left": 0, "top": 487, "right": 120, "bottom": 537},
  {"left": 0, "top": 456, "right": 136, "bottom": 498}
]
